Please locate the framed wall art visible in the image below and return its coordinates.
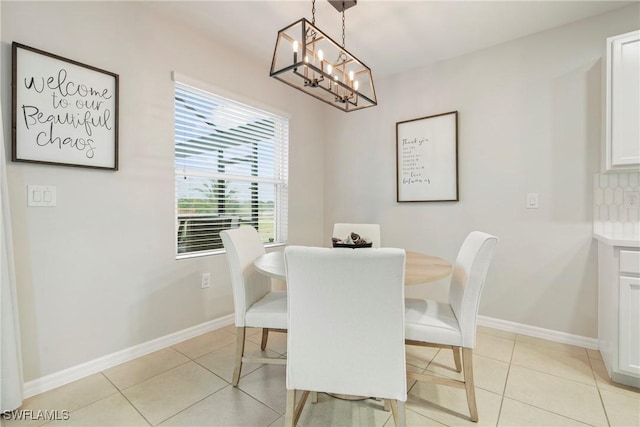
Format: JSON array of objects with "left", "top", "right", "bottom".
[
  {"left": 396, "top": 111, "right": 458, "bottom": 202},
  {"left": 12, "top": 42, "right": 119, "bottom": 170}
]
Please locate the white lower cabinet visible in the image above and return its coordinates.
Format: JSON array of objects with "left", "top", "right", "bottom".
[
  {"left": 619, "top": 275, "right": 640, "bottom": 377},
  {"left": 597, "top": 242, "right": 640, "bottom": 388}
]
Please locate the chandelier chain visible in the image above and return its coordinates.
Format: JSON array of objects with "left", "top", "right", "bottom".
[
  {"left": 341, "top": 8, "right": 346, "bottom": 48},
  {"left": 311, "top": 0, "right": 316, "bottom": 24}
]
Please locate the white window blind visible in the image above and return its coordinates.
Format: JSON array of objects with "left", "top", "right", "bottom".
[{"left": 174, "top": 80, "right": 289, "bottom": 257}]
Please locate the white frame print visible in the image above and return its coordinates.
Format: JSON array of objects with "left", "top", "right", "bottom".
[
  {"left": 396, "top": 111, "right": 458, "bottom": 202},
  {"left": 12, "top": 42, "right": 119, "bottom": 170}
]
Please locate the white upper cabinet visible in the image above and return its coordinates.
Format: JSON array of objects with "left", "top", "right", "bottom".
[{"left": 605, "top": 30, "right": 640, "bottom": 171}]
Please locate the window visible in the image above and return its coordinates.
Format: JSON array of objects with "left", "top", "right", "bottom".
[{"left": 174, "top": 76, "right": 289, "bottom": 257}]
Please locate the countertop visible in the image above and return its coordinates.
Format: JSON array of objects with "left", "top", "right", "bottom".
[{"left": 593, "top": 231, "right": 640, "bottom": 247}]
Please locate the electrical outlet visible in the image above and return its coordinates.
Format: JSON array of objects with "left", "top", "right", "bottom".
[
  {"left": 624, "top": 191, "right": 639, "bottom": 208},
  {"left": 201, "top": 273, "right": 211, "bottom": 289}
]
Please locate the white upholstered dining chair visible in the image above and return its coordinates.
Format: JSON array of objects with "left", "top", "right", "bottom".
[
  {"left": 332, "top": 223, "right": 381, "bottom": 247},
  {"left": 220, "top": 226, "right": 287, "bottom": 387},
  {"left": 283, "top": 246, "right": 407, "bottom": 427},
  {"left": 404, "top": 231, "right": 498, "bottom": 423}
]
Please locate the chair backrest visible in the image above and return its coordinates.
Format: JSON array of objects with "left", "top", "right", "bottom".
[
  {"left": 332, "top": 223, "right": 381, "bottom": 248},
  {"left": 284, "top": 246, "right": 407, "bottom": 401},
  {"left": 448, "top": 231, "right": 499, "bottom": 347},
  {"left": 220, "top": 226, "right": 271, "bottom": 327}
]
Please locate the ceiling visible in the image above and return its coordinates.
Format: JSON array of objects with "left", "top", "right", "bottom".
[{"left": 146, "top": 0, "right": 635, "bottom": 78}]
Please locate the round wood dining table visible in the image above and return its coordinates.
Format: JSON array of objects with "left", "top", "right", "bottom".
[{"left": 254, "top": 249, "right": 452, "bottom": 285}]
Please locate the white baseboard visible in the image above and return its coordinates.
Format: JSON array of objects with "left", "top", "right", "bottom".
[
  {"left": 478, "top": 315, "right": 599, "bottom": 350},
  {"left": 23, "top": 314, "right": 598, "bottom": 399},
  {"left": 23, "top": 314, "right": 234, "bottom": 399}
]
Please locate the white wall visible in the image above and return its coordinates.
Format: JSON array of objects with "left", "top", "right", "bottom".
[
  {"left": 323, "top": 4, "right": 640, "bottom": 338},
  {"left": 1, "top": 1, "right": 325, "bottom": 381},
  {"left": 2, "top": 0, "right": 639, "bottom": 385}
]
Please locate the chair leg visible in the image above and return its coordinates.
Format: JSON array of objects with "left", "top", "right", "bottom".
[
  {"left": 261, "top": 328, "right": 269, "bottom": 350},
  {"left": 232, "top": 327, "right": 246, "bottom": 387},
  {"left": 284, "top": 389, "right": 296, "bottom": 427},
  {"left": 389, "top": 400, "right": 406, "bottom": 427},
  {"left": 462, "top": 347, "right": 478, "bottom": 422},
  {"left": 452, "top": 346, "right": 462, "bottom": 372},
  {"left": 311, "top": 391, "right": 318, "bottom": 403},
  {"left": 383, "top": 399, "right": 391, "bottom": 412}
]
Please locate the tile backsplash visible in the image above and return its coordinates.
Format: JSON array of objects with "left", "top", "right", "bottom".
[{"left": 593, "top": 172, "right": 640, "bottom": 236}]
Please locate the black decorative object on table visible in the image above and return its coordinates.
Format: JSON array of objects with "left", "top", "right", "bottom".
[{"left": 331, "top": 232, "right": 373, "bottom": 248}]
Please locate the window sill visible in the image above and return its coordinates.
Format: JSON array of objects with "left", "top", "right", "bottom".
[{"left": 176, "top": 241, "right": 287, "bottom": 260}]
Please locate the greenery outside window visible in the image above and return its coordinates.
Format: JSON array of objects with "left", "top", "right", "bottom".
[{"left": 174, "top": 75, "right": 289, "bottom": 257}]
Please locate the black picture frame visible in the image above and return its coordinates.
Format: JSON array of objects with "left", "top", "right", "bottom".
[
  {"left": 396, "top": 111, "right": 458, "bottom": 202},
  {"left": 12, "top": 42, "right": 119, "bottom": 170}
]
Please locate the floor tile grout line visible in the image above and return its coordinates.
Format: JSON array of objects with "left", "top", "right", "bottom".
[
  {"left": 113, "top": 358, "right": 194, "bottom": 392},
  {"left": 504, "top": 340, "right": 614, "bottom": 426},
  {"left": 101, "top": 358, "right": 223, "bottom": 426},
  {"left": 421, "top": 348, "right": 442, "bottom": 374},
  {"left": 233, "top": 384, "right": 286, "bottom": 420},
  {"left": 100, "top": 368, "right": 165, "bottom": 426},
  {"left": 588, "top": 356, "right": 612, "bottom": 427},
  {"left": 417, "top": 352, "right": 511, "bottom": 389},
  {"left": 43, "top": 372, "right": 122, "bottom": 423},
  {"left": 515, "top": 333, "right": 592, "bottom": 356},
  {"left": 169, "top": 344, "right": 196, "bottom": 360},
  {"left": 189, "top": 357, "right": 234, "bottom": 385},
  {"left": 508, "top": 335, "right": 603, "bottom": 388},
  {"left": 114, "top": 391, "right": 153, "bottom": 426},
  {"left": 149, "top": 384, "right": 234, "bottom": 426},
  {"left": 510, "top": 363, "right": 603, "bottom": 390},
  {"left": 403, "top": 405, "right": 448, "bottom": 427},
  {"left": 501, "top": 395, "right": 602, "bottom": 426},
  {"left": 512, "top": 341, "right": 593, "bottom": 363},
  {"left": 495, "top": 335, "right": 517, "bottom": 427},
  {"left": 234, "top": 364, "right": 288, "bottom": 416},
  {"left": 101, "top": 346, "right": 264, "bottom": 427},
  {"left": 45, "top": 372, "right": 152, "bottom": 427}
]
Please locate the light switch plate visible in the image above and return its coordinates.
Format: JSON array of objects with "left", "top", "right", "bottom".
[
  {"left": 28, "top": 185, "right": 56, "bottom": 207},
  {"left": 527, "top": 193, "right": 539, "bottom": 209}
]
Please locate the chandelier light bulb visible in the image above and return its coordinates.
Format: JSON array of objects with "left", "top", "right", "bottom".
[
  {"left": 318, "top": 49, "right": 324, "bottom": 62},
  {"left": 292, "top": 40, "right": 299, "bottom": 64},
  {"left": 354, "top": 80, "right": 359, "bottom": 91},
  {"left": 349, "top": 71, "right": 354, "bottom": 81},
  {"left": 327, "top": 64, "right": 332, "bottom": 74}
]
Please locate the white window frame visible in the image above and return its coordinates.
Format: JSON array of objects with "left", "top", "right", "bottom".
[{"left": 173, "top": 73, "right": 289, "bottom": 258}]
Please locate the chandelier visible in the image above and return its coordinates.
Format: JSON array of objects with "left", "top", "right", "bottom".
[{"left": 269, "top": 0, "right": 377, "bottom": 112}]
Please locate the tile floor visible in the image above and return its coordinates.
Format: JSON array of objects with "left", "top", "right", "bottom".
[{"left": 2, "top": 325, "right": 639, "bottom": 427}]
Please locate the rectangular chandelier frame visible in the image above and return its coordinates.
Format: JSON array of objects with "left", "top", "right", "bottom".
[{"left": 270, "top": 18, "right": 377, "bottom": 112}]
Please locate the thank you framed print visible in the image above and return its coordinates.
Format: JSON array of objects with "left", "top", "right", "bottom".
[{"left": 396, "top": 111, "right": 458, "bottom": 202}]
